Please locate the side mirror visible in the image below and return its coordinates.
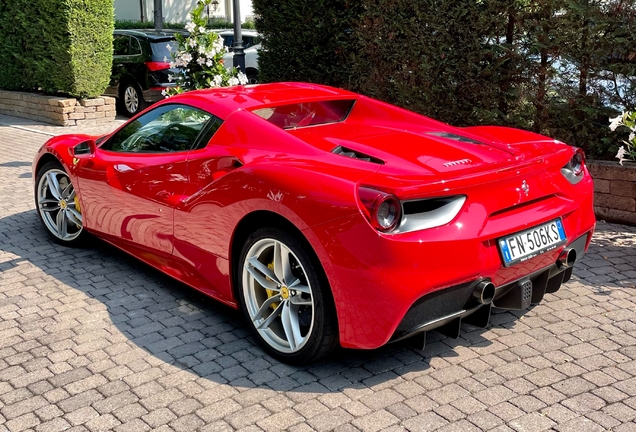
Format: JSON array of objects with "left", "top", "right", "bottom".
[{"left": 72, "top": 140, "right": 95, "bottom": 158}]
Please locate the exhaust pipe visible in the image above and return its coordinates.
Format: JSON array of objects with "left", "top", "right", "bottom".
[
  {"left": 473, "top": 281, "right": 495, "bottom": 305},
  {"left": 556, "top": 248, "right": 576, "bottom": 270}
]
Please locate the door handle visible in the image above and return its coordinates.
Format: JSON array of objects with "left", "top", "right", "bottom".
[
  {"left": 113, "top": 164, "right": 133, "bottom": 172},
  {"left": 210, "top": 157, "right": 244, "bottom": 181},
  {"left": 156, "top": 190, "right": 173, "bottom": 200}
]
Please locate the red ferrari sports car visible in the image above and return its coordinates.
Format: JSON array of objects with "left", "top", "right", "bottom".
[{"left": 33, "top": 82, "right": 595, "bottom": 363}]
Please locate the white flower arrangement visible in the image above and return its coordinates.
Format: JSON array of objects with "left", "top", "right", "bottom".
[
  {"left": 609, "top": 112, "right": 636, "bottom": 165},
  {"left": 164, "top": 0, "right": 248, "bottom": 97}
]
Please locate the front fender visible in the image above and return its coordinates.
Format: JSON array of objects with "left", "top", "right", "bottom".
[{"left": 32, "top": 134, "right": 98, "bottom": 180}]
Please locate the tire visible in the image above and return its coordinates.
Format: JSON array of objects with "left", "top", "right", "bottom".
[
  {"left": 119, "top": 81, "right": 146, "bottom": 117},
  {"left": 34, "top": 161, "right": 88, "bottom": 246},
  {"left": 247, "top": 73, "right": 259, "bottom": 84},
  {"left": 238, "top": 227, "right": 338, "bottom": 363}
]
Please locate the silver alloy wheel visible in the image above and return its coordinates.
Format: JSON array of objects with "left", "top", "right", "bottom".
[
  {"left": 124, "top": 85, "right": 139, "bottom": 114},
  {"left": 242, "top": 238, "right": 315, "bottom": 353},
  {"left": 37, "top": 169, "right": 83, "bottom": 241}
]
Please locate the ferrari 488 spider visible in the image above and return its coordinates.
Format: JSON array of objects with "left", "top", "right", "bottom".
[{"left": 33, "top": 82, "right": 596, "bottom": 363}]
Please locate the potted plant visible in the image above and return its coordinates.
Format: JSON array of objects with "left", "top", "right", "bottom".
[{"left": 164, "top": 0, "right": 247, "bottom": 97}]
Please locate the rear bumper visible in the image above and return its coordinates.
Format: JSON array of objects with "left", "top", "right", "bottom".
[
  {"left": 390, "top": 232, "right": 589, "bottom": 344},
  {"left": 306, "top": 170, "right": 596, "bottom": 349},
  {"left": 143, "top": 88, "right": 168, "bottom": 103}
]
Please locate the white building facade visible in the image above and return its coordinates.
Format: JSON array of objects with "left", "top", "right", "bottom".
[{"left": 114, "top": 0, "right": 253, "bottom": 24}]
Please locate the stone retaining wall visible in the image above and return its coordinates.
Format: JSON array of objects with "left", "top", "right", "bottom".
[
  {"left": 0, "top": 90, "right": 116, "bottom": 126},
  {"left": 588, "top": 160, "right": 636, "bottom": 226}
]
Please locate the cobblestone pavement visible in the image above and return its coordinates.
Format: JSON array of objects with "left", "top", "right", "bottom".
[{"left": 1, "top": 121, "right": 636, "bottom": 432}]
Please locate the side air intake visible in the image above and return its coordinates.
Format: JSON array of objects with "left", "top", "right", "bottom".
[{"left": 332, "top": 146, "right": 384, "bottom": 164}]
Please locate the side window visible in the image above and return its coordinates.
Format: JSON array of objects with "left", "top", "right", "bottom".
[
  {"left": 102, "top": 104, "right": 215, "bottom": 153},
  {"left": 113, "top": 35, "right": 130, "bottom": 56},
  {"left": 193, "top": 117, "right": 223, "bottom": 150},
  {"left": 244, "top": 37, "right": 254, "bottom": 48},
  {"left": 130, "top": 37, "right": 142, "bottom": 55}
]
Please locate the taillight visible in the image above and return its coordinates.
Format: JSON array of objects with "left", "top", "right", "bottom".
[
  {"left": 358, "top": 186, "right": 402, "bottom": 232},
  {"left": 561, "top": 147, "right": 586, "bottom": 184},
  {"left": 570, "top": 148, "right": 585, "bottom": 176},
  {"left": 145, "top": 61, "right": 171, "bottom": 72}
]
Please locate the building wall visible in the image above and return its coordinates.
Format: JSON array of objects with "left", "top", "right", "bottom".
[
  {"left": 114, "top": 1, "right": 142, "bottom": 21},
  {"left": 114, "top": 0, "right": 253, "bottom": 23}
]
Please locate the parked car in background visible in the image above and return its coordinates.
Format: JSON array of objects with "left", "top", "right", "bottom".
[
  {"left": 105, "top": 29, "right": 184, "bottom": 117},
  {"left": 213, "top": 29, "right": 261, "bottom": 84},
  {"left": 106, "top": 28, "right": 261, "bottom": 117}
]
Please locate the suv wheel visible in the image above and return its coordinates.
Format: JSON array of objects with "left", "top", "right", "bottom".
[{"left": 120, "top": 82, "right": 146, "bottom": 117}]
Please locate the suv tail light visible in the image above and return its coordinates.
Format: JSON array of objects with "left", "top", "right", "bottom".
[
  {"left": 145, "top": 61, "right": 171, "bottom": 72},
  {"left": 357, "top": 186, "right": 402, "bottom": 232}
]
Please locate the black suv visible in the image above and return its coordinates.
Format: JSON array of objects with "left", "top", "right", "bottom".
[{"left": 105, "top": 29, "right": 183, "bottom": 117}]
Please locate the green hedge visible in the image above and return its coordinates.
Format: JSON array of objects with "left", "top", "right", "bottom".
[
  {"left": 115, "top": 19, "right": 186, "bottom": 29},
  {"left": 253, "top": 0, "right": 636, "bottom": 159},
  {"left": 0, "top": 0, "right": 114, "bottom": 99}
]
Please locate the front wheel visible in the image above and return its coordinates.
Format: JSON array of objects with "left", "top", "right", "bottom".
[
  {"left": 35, "top": 161, "right": 87, "bottom": 246},
  {"left": 238, "top": 228, "right": 338, "bottom": 363}
]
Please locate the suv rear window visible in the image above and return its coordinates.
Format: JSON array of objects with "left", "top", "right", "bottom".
[
  {"left": 252, "top": 100, "right": 355, "bottom": 129},
  {"left": 151, "top": 40, "right": 177, "bottom": 62}
]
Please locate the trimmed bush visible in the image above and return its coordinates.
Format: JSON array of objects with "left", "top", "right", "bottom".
[
  {"left": 254, "top": 0, "right": 358, "bottom": 86},
  {"left": 115, "top": 19, "right": 186, "bottom": 29},
  {"left": 253, "top": 0, "right": 636, "bottom": 159},
  {"left": 0, "top": 0, "right": 114, "bottom": 99}
]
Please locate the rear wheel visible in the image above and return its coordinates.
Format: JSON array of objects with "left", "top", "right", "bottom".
[
  {"left": 238, "top": 228, "right": 338, "bottom": 363},
  {"left": 119, "top": 81, "right": 146, "bottom": 117},
  {"left": 35, "top": 161, "right": 87, "bottom": 246}
]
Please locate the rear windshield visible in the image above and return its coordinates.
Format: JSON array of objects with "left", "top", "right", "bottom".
[
  {"left": 151, "top": 40, "right": 177, "bottom": 62},
  {"left": 252, "top": 100, "right": 355, "bottom": 129}
]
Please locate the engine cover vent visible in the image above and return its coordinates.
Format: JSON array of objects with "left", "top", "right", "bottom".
[
  {"left": 427, "top": 132, "right": 483, "bottom": 145},
  {"left": 331, "top": 146, "right": 384, "bottom": 164}
]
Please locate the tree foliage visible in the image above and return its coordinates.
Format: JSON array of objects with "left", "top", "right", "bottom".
[
  {"left": 253, "top": 0, "right": 636, "bottom": 159},
  {"left": 0, "top": 0, "right": 114, "bottom": 99}
]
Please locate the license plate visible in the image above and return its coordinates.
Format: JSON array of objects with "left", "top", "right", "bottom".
[{"left": 498, "top": 219, "right": 567, "bottom": 267}]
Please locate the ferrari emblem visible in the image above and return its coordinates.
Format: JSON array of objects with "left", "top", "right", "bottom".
[
  {"left": 280, "top": 286, "right": 290, "bottom": 299},
  {"left": 73, "top": 157, "right": 79, "bottom": 165},
  {"left": 59, "top": 200, "right": 67, "bottom": 209},
  {"left": 521, "top": 180, "right": 530, "bottom": 196}
]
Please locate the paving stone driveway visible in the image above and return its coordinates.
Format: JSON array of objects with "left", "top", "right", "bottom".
[{"left": 1, "top": 124, "right": 636, "bottom": 432}]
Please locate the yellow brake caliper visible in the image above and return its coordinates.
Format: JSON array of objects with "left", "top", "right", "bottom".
[
  {"left": 74, "top": 196, "right": 82, "bottom": 228},
  {"left": 265, "top": 262, "right": 279, "bottom": 310}
]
